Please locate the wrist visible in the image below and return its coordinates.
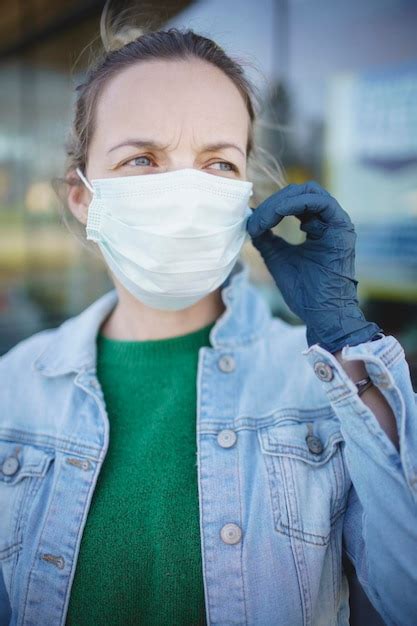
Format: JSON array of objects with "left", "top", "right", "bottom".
[{"left": 306, "top": 319, "right": 384, "bottom": 355}]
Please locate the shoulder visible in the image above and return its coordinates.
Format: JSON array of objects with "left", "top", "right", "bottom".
[
  {"left": 0, "top": 288, "right": 117, "bottom": 381},
  {"left": 0, "top": 326, "right": 63, "bottom": 420},
  {"left": 0, "top": 326, "right": 58, "bottom": 374},
  {"left": 0, "top": 326, "right": 66, "bottom": 435},
  {"left": 0, "top": 289, "right": 117, "bottom": 432}
]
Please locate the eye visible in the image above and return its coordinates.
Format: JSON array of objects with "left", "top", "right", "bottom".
[
  {"left": 208, "top": 161, "right": 237, "bottom": 172},
  {"left": 122, "top": 155, "right": 154, "bottom": 168}
]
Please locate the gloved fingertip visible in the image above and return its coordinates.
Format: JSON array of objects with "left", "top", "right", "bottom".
[{"left": 246, "top": 216, "right": 261, "bottom": 238}]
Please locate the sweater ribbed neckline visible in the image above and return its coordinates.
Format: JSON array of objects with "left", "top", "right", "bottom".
[{"left": 96, "top": 320, "right": 215, "bottom": 365}]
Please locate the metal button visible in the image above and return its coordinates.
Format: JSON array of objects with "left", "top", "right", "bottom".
[
  {"left": 220, "top": 523, "right": 242, "bottom": 545},
  {"left": 2, "top": 456, "right": 20, "bottom": 476},
  {"left": 218, "top": 355, "right": 236, "bottom": 373},
  {"left": 217, "top": 429, "right": 237, "bottom": 448},
  {"left": 306, "top": 435, "right": 324, "bottom": 455},
  {"left": 314, "top": 361, "right": 334, "bottom": 382}
]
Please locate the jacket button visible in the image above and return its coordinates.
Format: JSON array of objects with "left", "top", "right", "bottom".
[
  {"left": 2, "top": 456, "right": 20, "bottom": 476},
  {"left": 220, "top": 523, "right": 242, "bottom": 544},
  {"left": 217, "top": 429, "right": 237, "bottom": 448},
  {"left": 218, "top": 355, "right": 236, "bottom": 373},
  {"left": 313, "top": 361, "right": 334, "bottom": 382},
  {"left": 306, "top": 435, "right": 324, "bottom": 455}
]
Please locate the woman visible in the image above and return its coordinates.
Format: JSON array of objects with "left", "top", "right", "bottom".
[{"left": 0, "top": 11, "right": 416, "bottom": 626}]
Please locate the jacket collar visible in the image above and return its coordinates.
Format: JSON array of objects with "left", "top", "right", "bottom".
[{"left": 33, "top": 259, "right": 271, "bottom": 377}]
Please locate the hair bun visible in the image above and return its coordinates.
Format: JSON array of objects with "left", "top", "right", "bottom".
[{"left": 100, "top": 0, "right": 148, "bottom": 53}]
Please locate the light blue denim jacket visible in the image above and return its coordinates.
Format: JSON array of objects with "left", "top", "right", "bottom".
[{"left": 1, "top": 259, "right": 417, "bottom": 626}]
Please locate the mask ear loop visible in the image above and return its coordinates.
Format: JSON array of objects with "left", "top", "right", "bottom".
[
  {"left": 76, "top": 167, "right": 94, "bottom": 194},
  {"left": 76, "top": 167, "right": 100, "bottom": 241}
]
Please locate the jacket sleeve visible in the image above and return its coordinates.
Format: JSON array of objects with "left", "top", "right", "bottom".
[{"left": 302, "top": 334, "right": 417, "bottom": 626}]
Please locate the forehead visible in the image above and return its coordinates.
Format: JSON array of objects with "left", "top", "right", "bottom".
[{"left": 93, "top": 58, "right": 250, "bottom": 146}]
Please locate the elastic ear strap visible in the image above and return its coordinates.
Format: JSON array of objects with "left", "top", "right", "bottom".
[{"left": 76, "top": 167, "right": 94, "bottom": 193}]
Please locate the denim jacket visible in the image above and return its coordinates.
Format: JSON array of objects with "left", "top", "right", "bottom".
[{"left": 1, "top": 259, "right": 417, "bottom": 626}]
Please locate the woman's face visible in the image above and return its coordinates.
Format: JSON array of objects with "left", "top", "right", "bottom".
[{"left": 69, "top": 57, "right": 250, "bottom": 223}]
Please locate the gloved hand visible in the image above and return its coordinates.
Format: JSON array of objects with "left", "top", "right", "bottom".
[{"left": 246, "top": 181, "right": 383, "bottom": 354}]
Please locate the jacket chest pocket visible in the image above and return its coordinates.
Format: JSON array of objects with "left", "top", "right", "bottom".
[
  {"left": 258, "top": 416, "right": 350, "bottom": 546},
  {"left": 0, "top": 440, "right": 55, "bottom": 558}
]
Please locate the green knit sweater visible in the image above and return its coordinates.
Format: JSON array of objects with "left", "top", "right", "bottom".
[{"left": 65, "top": 321, "right": 215, "bottom": 626}]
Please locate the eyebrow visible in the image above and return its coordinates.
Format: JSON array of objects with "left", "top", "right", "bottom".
[{"left": 107, "top": 139, "right": 246, "bottom": 157}]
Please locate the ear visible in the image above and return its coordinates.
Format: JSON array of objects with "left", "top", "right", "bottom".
[{"left": 67, "top": 170, "right": 92, "bottom": 226}]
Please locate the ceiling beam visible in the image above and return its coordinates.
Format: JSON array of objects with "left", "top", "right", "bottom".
[{"left": 0, "top": 0, "right": 194, "bottom": 61}]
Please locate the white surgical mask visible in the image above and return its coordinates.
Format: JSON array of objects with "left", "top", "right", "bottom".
[{"left": 76, "top": 167, "right": 254, "bottom": 310}]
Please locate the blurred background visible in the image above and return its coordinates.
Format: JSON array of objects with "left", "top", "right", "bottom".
[
  {"left": 0, "top": 0, "right": 416, "bottom": 623},
  {"left": 1, "top": 0, "right": 417, "bottom": 368}
]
